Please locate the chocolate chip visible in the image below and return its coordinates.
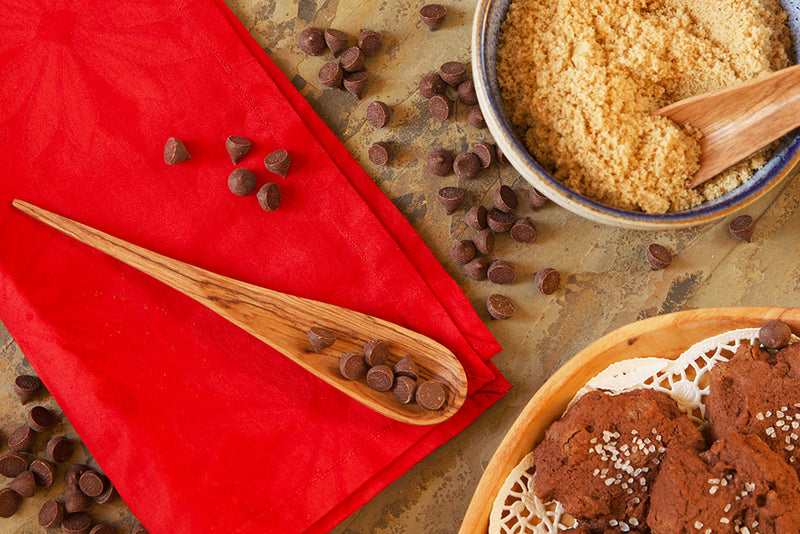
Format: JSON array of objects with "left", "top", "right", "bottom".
[
  {"left": 255, "top": 183, "right": 280, "bottom": 211},
  {"left": 759, "top": 320, "right": 792, "bottom": 349},
  {"left": 429, "top": 94, "right": 453, "bottom": 121},
  {"left": 225, "top": 135, "right": 251, "bottom": 165},
  {"left": 437, "top": 186, "right": 465, "bottom": 214},
  {"left": 510, "top": 218, "right": 537, "bottom": 243},
  {"left": 535, "top": 268, "right": 561, "bottom": 295},
  {"left": 439, "top": 61, "right": 466, "bottom": 87},
  {"left": 358, "top": 29, "right": 382, "bottom": 56},
  {"left": 79, "top": 470, "right": 106, "bottom": 497},
  {"left": 339, "top": 46, "right": 365, "bottom": 72},
  {"left": 65, "top": 464, "right": 89, "bottom": 491},
  {"left": 419, "top": 4, "right": 447, "bottom": 30},
  {"left": 94, "top": 482, "right": 117, "bottom": 505},
  {"left": 62, "top": 512, "right": 92, "bottom": 534},
  {"left": 318, "top": 61, "right": 344, "bottom": 88},
  {"left": 453, "top": 152, "right": 481, "bottom": 179},
  {"left": 89, "top": 525, "right": 116, "bottom": 534},
  {"left": 0, "top": 488, "right": 20, "bottom": 518},
  {"left": 471, "top": 142, "right": 496, "bottom": 169},
  {"left": 416, "top": 380, "right": 446, "bottom": 410},
  {"left": 366, "top": 101, "right": 391, "bottom": 129},
  {"left": 529, "top": 188, "right": 549, "bottom": 209},
  {"left": 8, "top": 470, "right": 35, "bottom": 497},
  {"left": 324, "top": 28, "right": 349, "bottom": 56},
  {"left": 368, "top": 142, "right": 391, "bottom": 166},
  {"left": 366, "top": 365, "right": 394, "bottom": 392},
  {"left": 0, "top": 452, "right": 26, "bottom": 478},
  {"left": 494, "top": 185, "right": 518, "bottom": 212},
  {"left": 65, "top": 488, "right": 93, "bottom": 513},
  {"left": 363, "top": 339, "right": 390, "bottom": 367},
  {"left": 451, "top": 240, "right": 477, "bottom": 264},
  {"left": 392, "top": 376, "right": 417, "bottom": 404},
  {"left": 488, "top": 260, "right": 516, "bottom": 284},
  {"left": 729, "top": 214, "right": 755, "bottom": 242},
  {"left": 8, "top": 425, "right": 34, "bottom": 453},
  {"left": 307, "top": 327, "right": 336, "bottom": 353},
  {"left": 487, "top": 208, "right": 515, "bottom": 233},
  {"left": 343, "top": 71, "right": 369, "bottom": 99},
  {"left": 38, "top": 499, "right": 64, "bottom": 528},
  {"left": 339, "top": 352, "right": 368, "bottom": 380},
  {"left": 228, "top": 169, "right": 256, "bottom": 196},
  {"left": 264, "top": 149, "right": 291, "bottom": 178},
  {"left": 487, "top": 294, "right": 515, "bottom": 320},
  {"left": 645, "top": 243, "right": 673, "bottom": 270},
  {"left": 419, "top": 72, "right": 446, "bottom": 98},
  {"left": 163, "top": 137, "right": 190, "bottom": 165},
  {"left": 13, "top": 374, "right": 42, "bottom": 402},
  {"left": 464, "top": 205, "right": 488, "bottom": 230},
  {"left": 472, "top": 229, "right": 495, "bottom": 255},
  {"left": 297, "top": 27, "right": 326, "bottom": 56},
  {"left": 426, "top": 149, "right": 453, "bottom": 176},
  {"left": 46, "top": 435, "right": 74, "bottom": 463},
  {"left": 30, "top": 459, "right": 56, "bottom": 487},
  {"left": 467, "top": 105, "right": 487, "bottom": 128},
  {"left": 463, "top": 256, "right": 490, "bottom": 280},
  {"left": 28, "top": 405, "right": 57, "bottom": 432},
  {"left": 394, "top": 355, "right": 419, "bottom": 380},
  {"left": 457, "top": 80, "right": 478, "bottom": 105}
]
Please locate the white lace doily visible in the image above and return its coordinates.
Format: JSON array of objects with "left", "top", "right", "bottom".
[{"left": 489, "top": 327, "right": 762, "bottom": 534}]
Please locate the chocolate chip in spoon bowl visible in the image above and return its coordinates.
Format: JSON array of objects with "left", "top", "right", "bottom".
[
  {"left": 363, "top": 339, "right": 390, "bottom": 367},
  {"left": 366, "top": 364, "right": 395, "bottom": 392},
  {"left": 419, "top": 4, "right": 447, "bottom": 31},
  {"left": 163, "top": 137, "right": 190, "bottom": 165},
  {"left": 225, "top": 135, "right": 251, "bottom": 164},
  {"left": 264, "top": 149, "right": 291, "bottom": 178},
  {"left": 358, "top": 29, "right": 382, "bottom": 57},
  {"left": 339, "top": 352, "right": 368, "bottom": 380},
  {"left": 228, "top": 169, "right": 257, "bottom": 196},
  {"left": 394, "top": 355, "right": 419, "bottom": 380},
  {"left": 416, "top": 380, "right": 447, "bottom": 410},
  {"left": 13, "top": 374, "right": 42, "bottom": 402},
  {"left": 393, "top": 376, "right": 418, "bottom": 404},
  {"left": 38, "top": 499, "right": 65, "bottom": 528},
  {"left": 297, "top": 27, "right": 326, "bottom": 56},
  {"left": 307, "top": 327, "right": 336, "bottom": 353}
]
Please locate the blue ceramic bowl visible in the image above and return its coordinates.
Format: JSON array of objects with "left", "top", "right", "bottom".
[{"left": 472, "top": 0, "right": 800, "bottom": 230}]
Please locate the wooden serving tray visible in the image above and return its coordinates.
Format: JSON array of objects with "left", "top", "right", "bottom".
[{"left": 459, "top": 306, "right": 800, "bottom": 533}]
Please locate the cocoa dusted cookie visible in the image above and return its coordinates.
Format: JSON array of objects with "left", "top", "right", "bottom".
[
  {"left": 534, "top": 389, "right": 704, "bottom": 532},
  {"left": 705, "top": 332, "right": 800, "bottom": 478},
  {"left": 307, "top": 327, "right": 336, "bottom": 353},
  {"left": 648, "top": 432, "right": 800, "bottom": 534}
]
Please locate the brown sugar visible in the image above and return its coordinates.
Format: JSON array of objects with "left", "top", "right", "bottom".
[{"left": 497, "top": 0, "right": 792, "bottom": 213}]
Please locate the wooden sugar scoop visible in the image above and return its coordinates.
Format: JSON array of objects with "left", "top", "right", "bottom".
[
  {"left": 13, "top": 200, "right": 467, "bottom": 426},
  {"left": 653, "top": 64, "right": 800, "bottom": 188}
]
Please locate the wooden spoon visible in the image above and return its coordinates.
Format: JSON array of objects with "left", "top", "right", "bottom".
[
  {"left": 653, "top": 65, "right": 800, "bottom": 188},
  {"left": 459, "top": 306, "right": 800, "bottom": 533},
  {"left": 12, "top": 199, "right": 467, "bottom": 426}
]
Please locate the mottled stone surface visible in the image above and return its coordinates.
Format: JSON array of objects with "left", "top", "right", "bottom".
[{"left": 3, "top": 0, "right": 800, "bottom": 532}]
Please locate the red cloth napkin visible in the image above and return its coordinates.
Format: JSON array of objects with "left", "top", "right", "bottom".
[{"left": 0, "top": 0, "right": 510, "bottom": 532}]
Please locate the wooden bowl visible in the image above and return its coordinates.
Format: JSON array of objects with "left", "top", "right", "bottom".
[{"left": 459, "top": 306, "right": 800, "bottom": 533}]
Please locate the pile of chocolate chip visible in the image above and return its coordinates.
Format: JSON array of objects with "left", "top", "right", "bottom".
[
  {"left": 0, "top": 374, "right": 148, "bottom": 534},
  {"left": 298, "top": 27, "right": 383, "bottom": 100},
  {"left": 307, "top": 327, "right": 447, "bottom": 411}
]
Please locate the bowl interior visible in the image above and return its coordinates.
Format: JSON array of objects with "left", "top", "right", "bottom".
[{"left": 472, "top": 0, "right": 800, "bottom": 229}]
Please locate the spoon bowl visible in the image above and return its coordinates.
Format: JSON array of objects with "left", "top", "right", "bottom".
[{"left": 12, "top": 199, "right": 468, "bottom": 426}]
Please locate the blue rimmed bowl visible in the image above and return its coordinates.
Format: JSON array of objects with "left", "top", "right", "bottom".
[{"left": 472, "top": 0, "right": 800, "bottom": 230}]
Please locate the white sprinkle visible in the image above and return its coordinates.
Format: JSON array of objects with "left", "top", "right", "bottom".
[
  {"left": 595, "top": 444, "right": 604, "bottom": 454},
  {"left": 787, "top": 436, "right": 793, "bottom": 444},
  {"left": 792, "top": 433, "right": 799, "bottom": 440},
  {"left": 627, "top": 477, "right": 634, "bottom": 484},
  {"left": 791, "top": 456, "right": 797, "bottom": 463},
  {"left": 787, "top": 445, "right": 795, "bottom": 452},
  {"left": 626, "top": 488, "right": 633, "bottom": 494},
  {"left": 631, "top": 429, "right": 638, "bottom": 435},
  {"left": 724, "top": 504, "right": 732, "bottom": 513},
  {"left": 766, "top": 411, "right": 773, "bottom": 418},
  {"left": 778, "top": 410, "right": 785, "bottom": 418},
  {"left": 601, "top": 468, "right": 609, "bottom": 476},
  {"left": 721, "top": 478, "right": 728, "bottom": 486},
  {"left": 708, "top": 478, "right": 721, "bottom": 485},
  {"left": 695, "top": 521, "right": 704, "bottom": 529},
  {"left": 649, "top": 445, "right": 657, "bottom": 453},
  {"left": 721, "top": 518, "right": 730, "bottom": 524},
  {"left": 632, "top": 497, "right": 641, "bottom": 504},
  {"left": 787, "top": 416, "right": 794, "bottom": 421},
  {"left": 783, "top": 425, "right": 791, "bottom": 432},
  {"left": 644, "top": 438, "right": 652, "bottom": 444},
  {"left": 705, "top": 529, "right": 712, "bottom": 534},
  {"left": 593, "top": 468, "right": 600, "bottom": 476},
  {"left": 783, "top": 406, "right": 789, "bottom": 412},
  {"left": 752, "top": 521, "right": 759, "bottom": 527},
  {"left": 629, "top": 518, "right": 639, "bottom": 526},
  {"left": 609, "top": 519, "right": 618, "bottom": 527},
  {"left": 605, "top": 478, "right": 615, "bottom": 486},
  {"left": 756, "top": 412, "right": 765, "bottom": 421},
  {"left": 590, "top": 437, "right": 598, "bottom": 443},
  {"left": 742, "top": 527, "right": 751, "bottom": 534},
  {"left": 620, "top": 522, "right": 630, "bottom": 532},
  {"left": 793, "top": 422, "right": 799, "bottom": 429},
  {"left": 709, "top": 486, "right": 719, "bottom": 495},
  {"left": 639, "top": 477, "right": 647, "bottom": 486},
  {"left": 658, "top": 446, "right": 666, "bottom": 453},
  {"left": 766, "top": 427, "right": 777, "bottom": 438},
  {"left": 651, "top": 427, "right": 658, "bottom": 435}
]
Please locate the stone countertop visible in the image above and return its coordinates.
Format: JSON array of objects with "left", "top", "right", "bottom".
[{"left": 3, "top": 0, "right": 800, "bottom": 532}]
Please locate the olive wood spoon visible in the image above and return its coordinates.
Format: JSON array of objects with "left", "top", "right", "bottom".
[
  {"left": 12, "top": 199, "right": 467, "bottom": 426},
  {"left": 653, "top": 64, "right": 800, "bottom": 188}
]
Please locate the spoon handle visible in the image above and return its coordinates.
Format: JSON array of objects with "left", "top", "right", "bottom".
[
  {"left": 12, "top": 199, "right": 467, "bottom": 425},
  {"left": 654, "top": 65, "right": 800, "bottom": 188}
]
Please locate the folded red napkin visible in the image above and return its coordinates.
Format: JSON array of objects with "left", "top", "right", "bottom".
[{"left": 0, "top": 0, "right": 509, "bottom": 532}]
